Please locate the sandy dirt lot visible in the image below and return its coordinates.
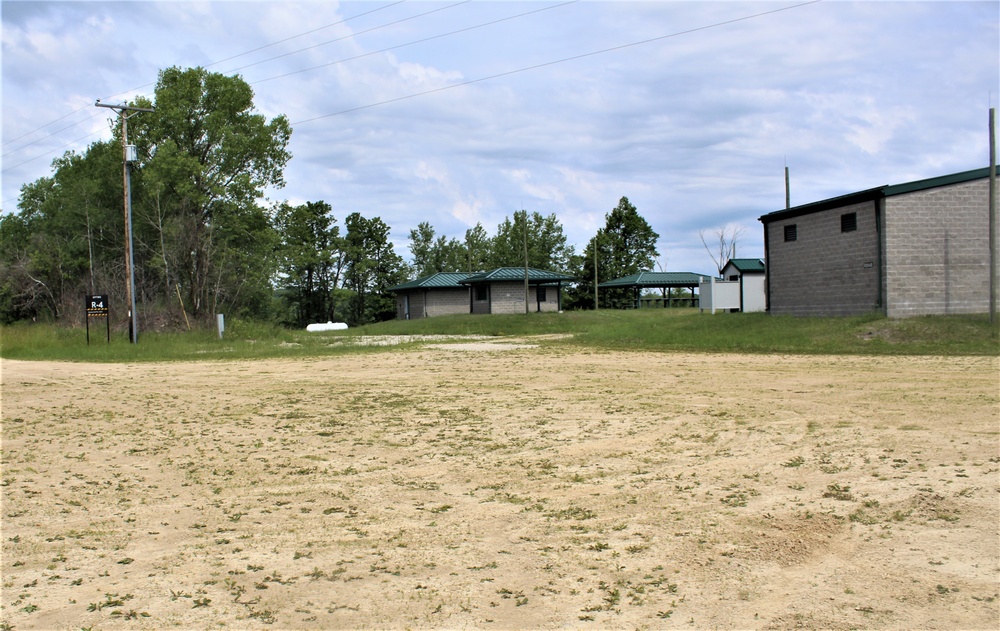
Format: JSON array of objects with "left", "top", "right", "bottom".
[{"left": 2, "top": 341, "right": 998, "bottom": 630}]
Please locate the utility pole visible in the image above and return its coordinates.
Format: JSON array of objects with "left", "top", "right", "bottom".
[
  {"left": 96, "top": 100, "right": 154, "bottom": 343},
  {"left": 785, "top": 165, "right": 790, "bottom": 209},
  {"left": 522, "top": 209, "right": 530, "bottom": 314},
  {"left": 593, "top": 232, "right": 599, "bottom": 310},
  {"left": 990, "top": 108, "right": 997, "bottom": 325}
]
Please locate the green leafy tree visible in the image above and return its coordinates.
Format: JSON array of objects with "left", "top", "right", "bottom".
[
  {"left": 571, "top": 197, "right": 659, "bottom": 309},
  {"left": 0, "top": 211, "right": 39, "bottom": 323},
  {"left": 489, "top": 210, "right": 573, "bottom": 270},
  {"left": 463, "top": 223, "right": 492, "bottom": 272},
  {"left": 275, "top": 201, "right": 345, "bottom": 326},
  {"left": 408, "top": 221, "right": 467, "bottom": 277},
  {"left": 0, "top": 142, "right": 123, "bottom": 323},
  {"left": 130, "top": 65, "right": 291, "bottom": 319},
  {"left": 343, "top": 213, "right": 406, "bottom": 325},
  {"left": 2, "top": 66, "right": 291, "bottom": 327}
]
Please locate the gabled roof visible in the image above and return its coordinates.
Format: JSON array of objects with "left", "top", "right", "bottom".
[
  {"left": 460, "top": 267, "right": 575, "bottom": 284},
  {"left": 723, "top": 258, "right": 765, "bottom": 274},
  {"left": 386, "top": 272, "right": 474, "bottom": 292},
  {"left": 600, "top": 271, "right": 706, "bottom": 288},
  {"left": 759, "top": 165, "right": 1000, "bottom": 224}
]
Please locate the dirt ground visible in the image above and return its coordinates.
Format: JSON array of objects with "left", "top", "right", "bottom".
[{"left": 2, "top": 339, "right": 998, "bottom": 630}]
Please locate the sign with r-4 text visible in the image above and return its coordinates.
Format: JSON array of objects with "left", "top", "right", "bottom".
[
  {"left": 86, "top": 295, "right": 109, "bottom": 317},
  {"left": 85, "top": 295, "right": 110, "bottom": 344}
]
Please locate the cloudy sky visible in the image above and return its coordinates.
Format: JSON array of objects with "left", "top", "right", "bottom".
[{"left": 2, "top": 0, "right": 998, "bottom": 276}]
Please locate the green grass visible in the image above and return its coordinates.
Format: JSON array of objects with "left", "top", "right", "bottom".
[{"left": 1, "top": 309, "right": 997, "bottom": 362}]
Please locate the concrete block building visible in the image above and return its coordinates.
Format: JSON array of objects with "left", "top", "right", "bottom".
[
  {"left": 388, "top": 268, "right": 574, "bottom": 319},
  {"left": 462, "top": 268, "right": 574, "bottom": 315},
  {"left": 387, "top": 272, "right": 475, "bottom": 320},
  {"left": 759, "top": 166, "right": 999, "bottom": 317}
]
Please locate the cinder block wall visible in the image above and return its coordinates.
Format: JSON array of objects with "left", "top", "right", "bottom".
[
  {"left": 766, "top": 200, "right": 880, "bottom": 316},
  {"left": 884, "top": 178, "right": 993, "bottom": 317},
  {"left": 537, "top": 286, "right": 561, "bottom": 312},
  {"left": 425, "top": 289, "right": 471, "bottom": 317},
  {"left": 488, "top": 282, "right": 529, "bottom": 314},
  {"left": 395, "top": 293, "right": 428, "bottom": 319}
]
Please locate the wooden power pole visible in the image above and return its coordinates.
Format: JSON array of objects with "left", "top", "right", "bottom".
[{"left": 96, "top": 101, "right": 154, "bottom": 343}]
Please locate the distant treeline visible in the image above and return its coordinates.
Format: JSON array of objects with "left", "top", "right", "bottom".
[{"left": 0, "top": 67, "right": 659, "bottom": 330}]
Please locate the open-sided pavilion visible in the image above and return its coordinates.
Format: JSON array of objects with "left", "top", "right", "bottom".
[{"left": 599, "top": 271, "right": 707, "bottom": 309}]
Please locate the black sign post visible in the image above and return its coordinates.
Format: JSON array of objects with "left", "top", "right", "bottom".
[{"left": 86, "top": 295, "right": 110, "bottom": 344}]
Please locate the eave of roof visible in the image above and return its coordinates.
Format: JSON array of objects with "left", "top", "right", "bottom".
[
  {"left": 759, "top": 165, "right": 1000, "bottom": 224},
  {"left": 724, "top": 258, "right": 765, "bottom": 273},
  {"left": 386, "top": 272, "right": 473, "bottom": 292},
  {"left": 460, "top": 267, "right": 575, "bottom": 284},
  {"left": 600, "top": 271, "right": 707, "bottom": 288}
]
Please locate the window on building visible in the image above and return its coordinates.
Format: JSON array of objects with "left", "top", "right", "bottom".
[
  {"left": 537, "top": 286, "right": 547, "bottom": 302},
  {"left": 783, "top": 224, "right": 797, "bottom": 242},
  {"left": 841, "top": 212, "right": 857, "bottom": 233},
  {"left": 475, "top": 285, "right": 488, "bottom": 301}
]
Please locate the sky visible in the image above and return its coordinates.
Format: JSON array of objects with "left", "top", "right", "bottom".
[{"left": 2, "top": 0, "right": 998, "bottom": 277}]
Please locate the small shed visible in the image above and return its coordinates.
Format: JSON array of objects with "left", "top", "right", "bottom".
[
  {"left": 460, "top": 268, "right": 575, "bottom": 314},
  {"left": 386, "top": 272, "right": 473, "bottom": 320},
  {"left": 599, "top": 271, "right": 706, "bottom": 309},
  {"left": 702, "top": 258, "right": 766, "bottom": 313}
]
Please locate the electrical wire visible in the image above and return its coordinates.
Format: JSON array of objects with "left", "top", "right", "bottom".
[
  {"left": 222, "top": 0, "right": 471, "bottom": 77},
  {"left": 205, "top": 0, "right": 409, "bottom": 70},
  {"left": 2, "top": 0, "right": 821, "bottom": 200},
  {"left": 1, "top": 0, "right": 564, "bottom": 171},
  {"left": 2, "top": 0, "right": 415, "bottom": 158},
  {"left": 291, "top": 0, "right": 822, "bottom": 126},
  {"left": 251, "top": 0, "right": 579, "bottom": 87}
]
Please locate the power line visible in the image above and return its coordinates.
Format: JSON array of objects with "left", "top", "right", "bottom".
[
  {"left": 251, "top": 0, "right": 579, "bottom": 87},
  {"left": 1, "top": 103, "right": 92, "bottom": 148},
  {"left": 1, "top": 127, "right": 107, "bottom": 175},
  {"left": 2, "top": 0, "right": 415, "bottom": 159},
  {"left": 223, "top": 0, "right": 471, "bottom": 77},
  {"left": 1, "top": 0, "right": 564, "bottom": 168},
  {"left": 206, "top": 0, "right": 409, "bottom": 70},
  {"left": 292, "top": 0, "right": 823, "bottom": 126},
  {"left": 2, "top": 111, "right": 103, "bottom": 158},
  {"left": 2, "top": 0, "right": 820, "bottom": 198}
]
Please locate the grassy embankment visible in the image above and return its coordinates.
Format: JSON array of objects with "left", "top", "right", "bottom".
[{"left": 2, "top": 308, "right": 997, "bottom": 362}]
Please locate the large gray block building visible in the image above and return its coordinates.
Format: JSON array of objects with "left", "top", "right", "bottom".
[{"left": 759, "top": 166, "right": 999, "bottom": 317}]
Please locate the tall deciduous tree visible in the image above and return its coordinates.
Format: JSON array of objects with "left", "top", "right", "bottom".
[
  {"left": 343, "top": 213, "right": 406, "bottom": 325},
  {"left": 131, "top": 66, "right": 291, "bottom": 318},
  {"left": 275, "top": 201, "right": 344, "bottom": 326},
  {"left": 464, "top": 223, "right": 492, "bottom": 272},
  {"left": 0, "top": 141, "right": 123, "bottom": 323},
  {"left": 489, "top": 210, "right": 572, "bottom": 270},
  {"left": 407, "top": 221, "right": 467, "bottom": 277}
]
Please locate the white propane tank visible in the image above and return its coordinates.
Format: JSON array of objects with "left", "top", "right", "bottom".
[{"left": 306, "top": 321, "right": 348, "bottom": 332}]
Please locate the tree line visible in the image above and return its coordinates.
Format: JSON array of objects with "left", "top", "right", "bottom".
[{"left": 0, "top": 67, "right": 660, "bottom": 330}]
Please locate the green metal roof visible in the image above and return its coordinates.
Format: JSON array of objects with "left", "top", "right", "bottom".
[
  {"left": 600, "top": 271, "right": 706, "bottom": 288},
  {"left": 460, "top": 267, "right": 575, "bottom": 284},
  {"left": 725, "top": 258, "right": 765, "bottom": 273},
  {"left": 759, "top": 165, "right": 1000, "bottom": 224},
  {"left": 386, "top": 272, "right": 474, "bottom": 292}
]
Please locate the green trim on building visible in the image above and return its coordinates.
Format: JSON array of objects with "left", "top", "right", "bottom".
[
  {"left": 600, "top": 271, "right": 706, "bottom": 288},
  {"left": 386, "top": 272, "right": 473, "bottom": 292},
  {"left": 460, "top": 267, "right": 575, "bottom": 285},
  {"left": 725, "top": 258, "right": 765, "bottom": 274},
  {"left": 759, "top": 165, "right": 1000, "bottom": 224}
]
